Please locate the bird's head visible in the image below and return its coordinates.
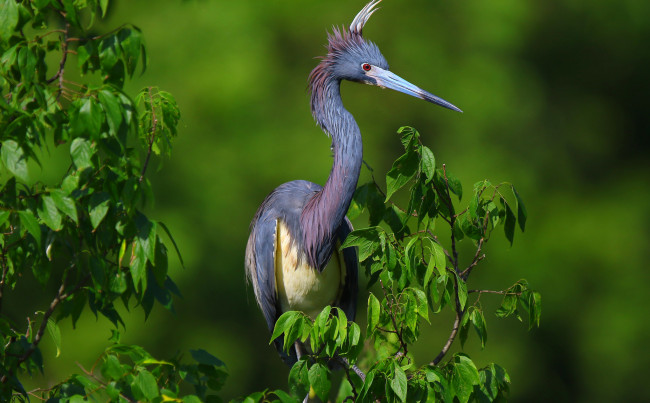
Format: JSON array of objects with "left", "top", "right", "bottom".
[{"left": 309, "top": 0, "right": 462, "bottom": 113}]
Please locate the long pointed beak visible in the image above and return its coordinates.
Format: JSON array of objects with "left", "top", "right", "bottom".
[{"left": 367, "top": 66, "right": 462, "bottom": 113}]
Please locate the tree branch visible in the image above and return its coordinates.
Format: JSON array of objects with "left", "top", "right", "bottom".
[
  {"left": 0, "top": 272, "right": 90, "bottom": 384},
  {"left": 460, "top": 237, "right": 485, "bottom": 280},
  {"left": 430, "top": 312, "right": 461, "bottom": 366},
  {"left": 46, "top": 22, "right": 70, "bottom": 102}
]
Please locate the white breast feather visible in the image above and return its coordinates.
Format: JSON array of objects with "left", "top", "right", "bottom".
[{"left": 275, "top": 221, "right": 344, "bottom": 319}]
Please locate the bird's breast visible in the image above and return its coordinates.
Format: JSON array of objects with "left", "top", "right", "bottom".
[{"left": 275, "top": 220, "right": 344, "bottom": 319}]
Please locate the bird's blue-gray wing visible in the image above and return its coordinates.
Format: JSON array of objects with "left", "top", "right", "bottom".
[
  {"left": 336, "top": 217, "right": 359, "bottom": 321},
  {"left": 245, "top": 215, "right": 279, "bottom": 332}
]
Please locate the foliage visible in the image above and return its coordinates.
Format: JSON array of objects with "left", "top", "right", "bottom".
[
  {"left": 0, "top": 1, "right": 222, "bottom": 401},
  {"left": 1, "top": 1, "right": 541, "bottom": 402},
  {"left": 263, "top": 127, "right": 540, "bottom": 402}
]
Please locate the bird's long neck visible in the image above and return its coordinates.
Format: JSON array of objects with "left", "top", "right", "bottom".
[{"left": 302, "top": 76, "right": 363, "bottom": 270}]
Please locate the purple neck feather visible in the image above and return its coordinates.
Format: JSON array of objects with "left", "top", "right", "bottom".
[{"left": 301, "top": 73, "right": 363, "bottom": 270}]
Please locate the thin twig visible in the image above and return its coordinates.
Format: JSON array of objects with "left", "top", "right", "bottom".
[
  {"left": 0, "top": 273, "right": 90, "bottom": 384},
  {"left": 0, "top": 252, "right": 8, "bottom": 313},
  {"left": 379, "top": 279, "right": 408, "bottom": 359},
  {"left": 460, "top": 237, "right": 485, "bottom": 280},
  {"left": 468, "top": 289, "right": 522, "bottom": 296},
  {"left": 46, "top": 22, "right": 70, "bottom": 102}
]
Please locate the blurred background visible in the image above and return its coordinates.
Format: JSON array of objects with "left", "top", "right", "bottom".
[{"left": 18, "top": 0, "right": 650, "bottom": 401}]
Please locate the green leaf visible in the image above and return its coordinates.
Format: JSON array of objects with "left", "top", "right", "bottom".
[
  {"left": 456, "top": 273, "right": 468, "bottom": 311},
  {"left": 135, "top": 213, "right": 156, "bottom": 262},
  {"left": 99, "top": 0, "right": 109, "bottom": 17},
  {"left": 1, "top": 140, "right": 29, "bottom": 182},
  {"left": 495, "top": 293, "right": 517, "bottom": 318},
  {"left": 446, "top": 171, "right": 463, "bottom": 201},
  {"left": 288, "top": 360, "right": 309, "bottom": 398},
  {"left": 130, "top": 239, "right": 147, "bottom": 291},
  {"left": 46, "top": 319, "right": 62, "bottom": 357},
  {"left": 471, "top": 309, "right": 487, "bottom": 349},
  {"left": 315, "top": 305, "right": 331, "bottom": 332},
  {"left": 70, "top": 138, "right": 94, "bottom": 170},
  {"left": 397, "top": 126, "right": 417, "bottom": 149},
  {"left": 391, "top": 361, "right": 408, "bottom": 402},
  {"left": 75, "top": 97, "right": 103, "bottom": 138},
  {"left": 158, "top": 221, "right": 185, "bottom": 268},
  {"left": 459, "top": 310, "right": 470, "bottom": 348},
  {"left": 134, "top": 369, "right": 159, "bottom": 400},
  {"left": 431, "top": 242, "right": 447, "bottom": 277},
  {"left": 469, "top": 192, "right": 480, "bottom": 220},
  {"left": 101, "top": 354, "right": 125, "bottom": 380},
  {"left": 0, "top": 211, "right": 10, "bottom": 229},
  {"left": 308, "top": 362, "right": 331, "bottom": 402},
  {"left": 512, "top": 185, "right": 527, "bottom": 231},
  {"left": 529, "top": 291, "right": 542, "bottom": 329},
  {"left": 50, "top": 190, "right": 78, "bottom": 224},
  {"left": 367, "top": 293, "right": 381, "bottom": 334},
  {"left": 190, "top": 348, "right": 226, "bottom": 367},
  {"left": 119, "top": 27, "right": 142, "bottom": 76},
  {"left": 336, "top": 307, "right": 348, "bottom": 340},
  {"left": 386, "top": 151, "right": 419, "bottom": 201},
  {"left": 98, "top": 89, "right": 123, "bottom": 136},
  {"left": 19, "top": 210, "right": 41, "bottom": 247},
  {"left": 38, "top": 196, "right": 63, "bottom": 231},
  {"left": 89, "top": 192, "right": 110, "bottom": 229},
  {"left": 504, "top": 202, "right": 516, "bottom": 245},
  {"left": 272, "top": 389, "right": 296, "bottom": 403},
  {"left": 61, "top": 174, "right": 80, "bottom": 194},
  {"left": 109, "top": 271, "right": 127, "bottom": 294},
  {"left": 341, "top": 227, "right": 382, "bottom": 261},
  {"left": 270, "top": 311, "right": 299, "bottom": 347},
  {"left": 411, "top": 288, "right": 429, "bottom": 323},
  {"left": 0, "top": 0, "right": 19, "bottom": 42},
  {"left": 420, "top": 145, "right": 436, "bottom": 183},
  {"left": 451, "top": 354, "right": 480, "bottom": 403}
]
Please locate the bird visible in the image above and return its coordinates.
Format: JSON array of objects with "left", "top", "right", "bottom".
[{"left": 245, "top": 0, "right": 461, "bottom": 365}]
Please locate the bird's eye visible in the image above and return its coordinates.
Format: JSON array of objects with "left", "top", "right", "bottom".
[{"left": 362, "top": 63, "right": 371, "bottom": 72}]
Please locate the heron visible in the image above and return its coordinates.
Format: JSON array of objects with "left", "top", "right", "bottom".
[{"left": 245, "top": 0, "right": 461, "bottom": 365}]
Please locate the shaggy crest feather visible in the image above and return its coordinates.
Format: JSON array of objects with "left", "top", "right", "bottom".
[{"left": 308, "top": 0, "right": 385, "bottom": 134}]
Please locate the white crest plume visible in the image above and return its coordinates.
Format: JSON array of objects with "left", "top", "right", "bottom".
[{"left": 349, "top": 0, "right": 382, "bottom": 36}]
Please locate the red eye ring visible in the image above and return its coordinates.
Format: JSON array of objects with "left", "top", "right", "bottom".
[{"left": 362, "top": 63, "right": 371, "bottom": 71}]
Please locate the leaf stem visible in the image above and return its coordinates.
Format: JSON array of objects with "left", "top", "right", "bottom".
[{"left": 379, "top": 279, "right": 408, "bottom": 360}]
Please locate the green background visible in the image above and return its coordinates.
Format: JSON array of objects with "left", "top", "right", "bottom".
[{"left": 13, "top": 0, "right": 650, "bottom": 401}]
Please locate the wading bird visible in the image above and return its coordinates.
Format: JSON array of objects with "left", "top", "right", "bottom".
[{"left": 245, "top": 0, "right": 461, "bottom": 364}]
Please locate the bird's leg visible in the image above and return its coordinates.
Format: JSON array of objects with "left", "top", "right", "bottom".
[
  {"left": 338, "top": 356, "right": 366, "bottom": 382},
  {"left": 295, "top": 342, "right": 321, "bottom": 403},
  {"left": 295, "top": 341, "right": 308, "bottom": 361}
]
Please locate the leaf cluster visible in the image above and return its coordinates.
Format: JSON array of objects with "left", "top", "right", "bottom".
[
  {"left": 0, "top": 1, "right": 185, "bottom": 400},
  {"left": 24, "top": 338, "right": 228, "bottom": 403},
  {"left": 260, "top": 127, "right": 540, "bottom": 402}
]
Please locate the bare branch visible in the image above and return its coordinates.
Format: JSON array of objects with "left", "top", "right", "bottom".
[
  {"left": 460, "top": 237, "right": 485, "bottom": 280},
  {"left": 46, "top": 23, "right": 70, "bottom": 103},
  {"left": 430, "top": 312, "right": 461, "bottom": 366}
]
